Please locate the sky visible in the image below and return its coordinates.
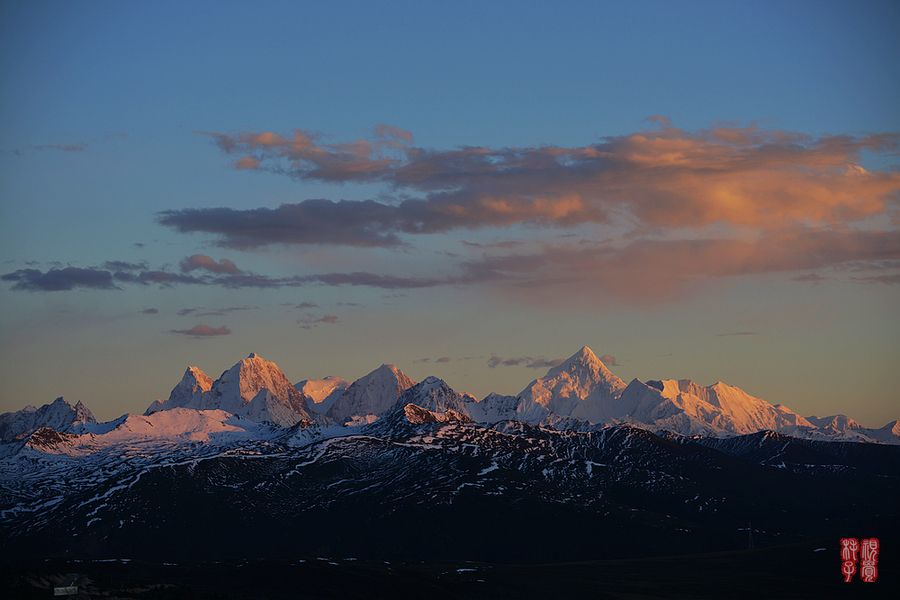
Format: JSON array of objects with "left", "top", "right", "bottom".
[{"left": 1, "top": 0, "right": 898, "bottom": 427}]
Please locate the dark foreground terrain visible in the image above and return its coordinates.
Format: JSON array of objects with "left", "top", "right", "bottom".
[
  {"left": 1, "top": 539, "right": 896, "bottom": 600},
  {"left": 5, "top": 423, "right": 899, "bottom": 565}
]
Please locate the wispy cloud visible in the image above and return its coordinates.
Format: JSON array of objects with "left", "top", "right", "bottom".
[
  {"left": 103, "top": 260, "right": 149, "bottom": 272},
  {"left": 850, "top": 274, "right": 900, "bottom": 285},
  {"left": 194, "top": 124, "right": 412, "bottom": 182},
  {"left": 598, "top": 354, "right": 622, "bottom": 367},
  {"left": 302, "top": 271, "right": 450, "bottom": 289},
  {"left": 178, "top": 306, "right": 258, "bottom": 318},
  {"left": 171, "top": 324, "right": 232, "bottom": 337},
  {"left": 114, "top": 270, "right": 207, "bottom": 287},
  {"left": 462, "top": 240, "right": 524, "bottom": 250},
  {"left": 487, "top": 353, "right": 618, "bottom": 369},
  {"left": 1, "top": 262, "right": 460, "bottom": 293},
  {"left": 297, "top": 314, "right": 339, "bottom": 329},
  {"left": 415, "top": 356, "right": 453, "bottom": 364},
  {"left": 180, "top": 254, "right": 241, "bottom": 275},
  {"left": 41, "top": 142, "right": 87, "bottom": 152},
  {"left": 4, "top": 142, "right": 89, "bottom": 154},
  {"left": 487, "top": 355, "right": 566, "bottom": 369},
  {"left": 1, "top": 267, "right": 119, "bottom": 291},
  {"left": 4, "top": 133, "right": 127, "bottom": 155},
  {"left": 791, "top": 273, "right": 831, "bottom": 285}
]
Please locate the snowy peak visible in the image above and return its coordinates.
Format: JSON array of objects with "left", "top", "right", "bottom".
[
  {"left": 464, "top": 392, "right": 519, "bottom": 423},
  {"left": 365, "top": 378, "right": 476, "bottom": 434},
  {"left": 525, "top": 346, "right": 627, "bottom": 400},
  {"left": 517, "top": 346, "right": 627, "bottom": 422},
  {"left": 0, "top": 397, "right": 97, "bottom": 442},
  {"left": 805, "top": 414, "right": 863, "bottom": 433},
  {"left": 146, "top": 354, "right": 313, "bottom": 427},
  {"left": 72, "top": 400, "right": 96, "bottom": 426},
  {"left": 203, "top": 354, "right": 313, "bottom": 425},
  {"left": 184, "top": 366, "right": 214, "bottom": 391},
  {"left": 326, "top": 364, "right": 415, "bottom": 424},
  {"left": 146, "top": 366, "right": 214, "bottom": 414},
  {"left": 209, "top": 353, "right": 280, "bottom": 406},
  {"left": 541, "top": 346, "right": 618, "bottom": 386},
  {"left": 548, "top": 346, "right": 608, "bottom": 377},
  {"left": 392, "top": 376, "right": 473, "bottom": 417},
  {"left": 295, "top": 376, "right": 350, "bottom": 414}
]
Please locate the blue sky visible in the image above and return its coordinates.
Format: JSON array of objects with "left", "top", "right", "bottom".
[{"left": 1, "top": 0, "right": 898, "bottom": 426}]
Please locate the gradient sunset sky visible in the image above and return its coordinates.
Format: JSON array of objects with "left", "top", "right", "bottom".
[{"left": 1, "top": 0, "right": 898, "bottom": 426}]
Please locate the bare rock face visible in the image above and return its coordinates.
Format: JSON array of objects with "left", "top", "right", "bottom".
[
  {"left": 23, "top": 427, "right": 82, "bottom": 452},
  {"left": 403, "top": 403, "right": 474, "bottom": 424}
]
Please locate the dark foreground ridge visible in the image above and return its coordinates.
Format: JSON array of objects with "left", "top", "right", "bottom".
[
  {"left": 3, "top": 420, "right": 898, "bottom": 565},
  {"left": 2, "top": 540, "right": 896, "bottom": 600}
]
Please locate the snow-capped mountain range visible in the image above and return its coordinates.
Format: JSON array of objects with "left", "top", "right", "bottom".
[
  {"left": 2, "top": 345, "right": 898, "bottom": 564},
  {"left": 2, "top": 345, "right": 896, "bottom": 445}
]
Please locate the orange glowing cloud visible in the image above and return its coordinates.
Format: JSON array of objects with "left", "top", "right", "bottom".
[
  {"left": 235, "top": 156, "right": 260, "bottom": 170},
  {"left": 179, "top": 254, "right": 241, "bottom": 275},
  {"left": 171, "top": 324, "right": 232, "bottom": 337},
  {"left": 187, "top": 121, "right": 898, "bottom": 239}
]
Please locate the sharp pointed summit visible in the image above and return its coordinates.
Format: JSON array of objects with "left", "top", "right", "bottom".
[
  {"left": 516, "top": 346, "right": 627, "bottom": 423},
  {"left": 553, "top": 345, "right": 604, "bottom": 371},
  {"left": 146, "top": 366, "right": 214, "bottom": 415}
]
